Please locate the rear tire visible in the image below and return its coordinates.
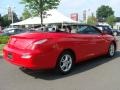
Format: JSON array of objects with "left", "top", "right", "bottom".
[{"left": 56, "top": 51, "right": 74, "bottom": 75}]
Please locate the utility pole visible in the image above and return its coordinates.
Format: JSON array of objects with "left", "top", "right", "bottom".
[
  {"left": 8, "top": 6, "right": 12, "bottom": 20},
  {"left": 83, "top": 10, "right": 86, "bottom": 23},
  {"left": 8, "top": 6, "right": 15, "bottom": 27}
]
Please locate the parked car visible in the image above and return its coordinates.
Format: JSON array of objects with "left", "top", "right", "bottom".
[
  {"left": 0, "top": 31, "right": 3, "bottom": 34},
  {"left": 3, "top": 25, "right": 117, "bottom": 74},
  {"left": 1, "top": 28, "right": 28, "bottom": 36},
  {"left": 96, "top": 25, "right": 113, "bottom": 35},
  {"left": 112, "top": 29, "right": 120, "bottom": 36},
  {"left": 96, "top": 25, "right": 120, "bottom": 36}
]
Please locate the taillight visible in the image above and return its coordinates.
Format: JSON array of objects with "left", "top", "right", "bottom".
[
  {"left": 34, "top": 39, "right": 48, "bottom": 45},
  {"left": 31, "top": 39, "right": 48, "bottom": 50}
]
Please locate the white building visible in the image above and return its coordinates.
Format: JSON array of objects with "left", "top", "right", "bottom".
[{"left": 113, "top": 22, "right": 120, "bottom": 30}]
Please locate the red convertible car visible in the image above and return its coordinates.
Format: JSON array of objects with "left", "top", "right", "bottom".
[{"left": 3, "top": 25, "right": 117, "bottom": 74}]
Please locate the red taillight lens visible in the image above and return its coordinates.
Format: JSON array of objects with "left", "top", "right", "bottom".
[
  {"left": 31, "top": 39, "right": 48, "bottom": 50},
  {"left": 34, "top": 39, "right": 48, "bottom": 45}
]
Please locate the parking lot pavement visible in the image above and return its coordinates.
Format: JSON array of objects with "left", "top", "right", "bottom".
[{"left": 0, "top": 37, "right": 120, "bottom": 90}]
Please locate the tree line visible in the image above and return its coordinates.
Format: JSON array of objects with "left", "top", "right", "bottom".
[
  {"left": 0, "top": 0, "right": 120, "bottom": 28},
  {"left": 87, "top": 5, "right": 120, "bottom": 27},
  {"left": 0, "top": 12, "right": 19, "bottom": 27}
]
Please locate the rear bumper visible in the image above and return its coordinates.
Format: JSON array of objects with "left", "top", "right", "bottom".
[{"left": 3, "top": 45, "right": 58, "bottom": 70}]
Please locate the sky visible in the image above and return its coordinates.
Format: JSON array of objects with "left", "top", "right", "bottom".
[{"left": 0, "top": 0, "right": 120, "bottom": 18}]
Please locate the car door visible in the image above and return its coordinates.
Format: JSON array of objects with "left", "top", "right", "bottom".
[
  {"left": 72, "top": 25, "right": 106, "bottom": 62},
  {"left": 87, "top": 26, "right": 107, "bottom": 55}
]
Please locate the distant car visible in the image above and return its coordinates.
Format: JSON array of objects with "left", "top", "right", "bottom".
[
  {"left": 96, "top": 25, "right": 113, "bottom": 35},
  {"left": 1, "top": 28, "right": 28, "bottom": 36},
  {"left": 0, "top": 31, "right": 2, "bottom": 34},
  {"left": 3, "top": 25, "right": 117, "bottom": 74},
  {"left": 112, "top": 29, "right": 120, "bottom": 36}
]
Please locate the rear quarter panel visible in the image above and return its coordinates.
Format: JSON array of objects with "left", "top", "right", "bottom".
[{"left": 53, "top": 35, "right": 85, "bottom": 63}]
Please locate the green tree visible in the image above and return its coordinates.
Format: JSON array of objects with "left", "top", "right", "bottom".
[
  {"left": 21, "top": 0, "right": 60, "bottom": 26},
  {"left": 116, "top": 17, "right": 120, "bottom": 22},
  {"left": 22, "top": 8, "right": 31, "bottom": 20},
  {"left": 107, "top": 15, "right": 116, "bottom": 28},
  {"left": 19, "top": 16, "right": 23, "bottom": 21},
  {"left": 2, "top": 14, "right": 12, "bottom": 27},
  {"left": 0, "top": 14, "right": 4, "bottom": 27},
  {"left": 87, "top": 15, "right": 97, "bottom": 25},
  {"left": 1, "top": 12, "right": 19, "bottom": 27},
  {"left": 96, "top": 5, "right": 114, "bottom": 22},
  {"left": 0, "top": 14, "right": 2, "bottom": 26},
  {"left": 12, "top": 12, "right": 19, "bottom": 23}
]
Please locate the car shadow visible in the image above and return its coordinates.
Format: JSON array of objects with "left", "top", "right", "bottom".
[{"left": 20, "top": 51, "right": 120, "bottom": 80}]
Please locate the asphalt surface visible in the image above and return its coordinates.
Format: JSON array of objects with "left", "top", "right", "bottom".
[{"left": 0, "top": 36, "right": 120, "bottom": 90}]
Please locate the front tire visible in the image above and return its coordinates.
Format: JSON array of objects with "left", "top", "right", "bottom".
[
  {"left": 107, "top": 43, "right": 116, "bottom": 57},
  {"left": 56, "top": 51, "right": 74, "bottom": 75}
]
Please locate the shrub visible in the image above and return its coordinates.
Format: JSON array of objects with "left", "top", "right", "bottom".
[
  {"left": 0, "top": 44, "right": 5, "bottom": 50},
  {"left": 0, "top": 36, "right": 9, "bottom": 44}
]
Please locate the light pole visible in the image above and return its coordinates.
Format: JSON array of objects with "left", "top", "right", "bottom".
[
  {"left": 11, "top": 10, "right": 14, "bottom": 27},
  {"left": 11, "top": 7, "right": 15, "bottom": 28},
  {"left": 8, "top": 6, "right": 15, "bottom": 27},
  {"left": 86, "top": 9, "right": 91, "bottom": 24}
]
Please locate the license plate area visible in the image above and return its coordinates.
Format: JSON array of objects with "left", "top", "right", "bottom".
[{"left": 8, "top": 53, "right": 13, "bottom": 59}]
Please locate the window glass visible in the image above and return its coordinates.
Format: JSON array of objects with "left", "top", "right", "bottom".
[{"left": 77, "top": 26, "right": 101, "bottom": 34}]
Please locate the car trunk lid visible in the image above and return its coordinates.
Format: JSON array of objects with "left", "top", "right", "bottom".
[{"left": 8, "top": 32, "right": 69, "bottom": 49}]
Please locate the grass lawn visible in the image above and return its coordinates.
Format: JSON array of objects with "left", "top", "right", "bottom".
[{"left": 0, "top": 44, "right": 5, "bottom": 55}]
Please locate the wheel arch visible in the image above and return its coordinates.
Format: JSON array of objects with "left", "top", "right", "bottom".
[
  {"left": 57, "top": 48, "right": 76, "bottom": 63},
  {"left": 55, "top": 48, "right": 76, "bottom": 74},
  {"left": 111, "top": 40, "right": 117, "bottom": 51}
]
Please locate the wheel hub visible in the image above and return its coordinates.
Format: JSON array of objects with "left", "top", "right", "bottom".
[{"left": 60, "top": 54, "right": 72, "bottom": 72}]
